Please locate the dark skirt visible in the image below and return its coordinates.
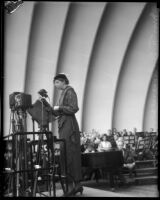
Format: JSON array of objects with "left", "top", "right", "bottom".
[{"left": 58, "top": 115, "right": 82, "bottom": 182}]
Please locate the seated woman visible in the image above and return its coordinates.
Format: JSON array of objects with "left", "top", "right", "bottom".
[
  {"left": 97, "top": 134, "right": 112, "bottom": 152},
  {"left": 84, "top": 142, "right": 96, "bottom": 153},
  {"left": 80, "top": 135, "right": 88, "bottom": 153},
  {"left": 116, "top": 136, "right": 124, "bottom": 147}
]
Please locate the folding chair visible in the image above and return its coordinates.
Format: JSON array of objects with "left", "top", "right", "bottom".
[
  {"left": 150, "top": 132, "right": 157, "bottom": 146},
  {"left": 135, "top": 139, "right": 145, "bottom": 160},
  {"left": 128, "top": 136, "right": 135, "bottom": 147},
  {"left": 123, "top": 136, "right": 130, "bottom": 145},
  {"left": 144, "top": 138, "right": 151, "bottom": 150}
]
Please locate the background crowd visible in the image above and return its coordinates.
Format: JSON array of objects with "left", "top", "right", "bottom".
[
  {"left": 80, "top": 127, "right": 158, "bottom": 167},
  {"left": 80, "top": 128, "right": 158, "bottom": 186}
]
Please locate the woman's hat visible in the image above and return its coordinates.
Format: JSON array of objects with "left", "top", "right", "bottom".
[{"left": 53, "top": 73, "right": 69, "bottom": 84}]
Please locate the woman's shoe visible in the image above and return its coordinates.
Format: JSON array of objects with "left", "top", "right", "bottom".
[
  {"left": 111, "top": 187, "right": 116, "bottom": 192},
  {"left": 73, "top": 186, "right": 83, "bottom": 195},
  {"left": 62, "top": 188, "right": 76, "bottom": 197}
]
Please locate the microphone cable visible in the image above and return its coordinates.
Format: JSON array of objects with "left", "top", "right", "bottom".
[
  {"left": 40, "top": 98, "right": 44, "bottom": 130},
  {"left": 9, "top": 110, "right": 12, "bottom": 135}
]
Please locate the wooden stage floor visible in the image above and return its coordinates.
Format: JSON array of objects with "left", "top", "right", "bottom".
[{"left": 36, "top": 180, "right": 159, "bottom": 197}]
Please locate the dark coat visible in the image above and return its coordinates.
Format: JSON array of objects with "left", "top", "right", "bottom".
[
  {"left": 122, "top": 148, "right": 135, "bottom": 164},
  {"left": 54, "top": 86, "right": 82, "bottom": 182}
]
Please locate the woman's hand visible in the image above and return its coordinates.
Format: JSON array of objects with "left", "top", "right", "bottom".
[{"left": 53, "top": 106, "right": 59, "bottom": 111}]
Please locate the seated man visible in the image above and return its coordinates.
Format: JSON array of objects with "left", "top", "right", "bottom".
[
  {"left": 122, "top": 129, "right": 128, "bottom": 136},
  {"left": 106, "top": 129, "right": 117, "bottom": 149},
  {"left": 116, "top": 141, "right": 136, "bottom": 185},
  {"left": 117, "top": 141, "right": 135, "bottom": 170}
]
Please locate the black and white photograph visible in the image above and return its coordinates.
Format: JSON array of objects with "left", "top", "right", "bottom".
[{"left": 0, "top": 1, "right": 159, "bottom": 197}]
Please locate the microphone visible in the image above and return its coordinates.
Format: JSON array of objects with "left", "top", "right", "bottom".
[{"left": 38, "top": 89, "right": 48, "bottom": 98}]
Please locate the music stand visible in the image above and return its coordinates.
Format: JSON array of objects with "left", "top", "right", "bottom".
[{"left": 27, "top": 99, "right": 53, "bottom": 130}]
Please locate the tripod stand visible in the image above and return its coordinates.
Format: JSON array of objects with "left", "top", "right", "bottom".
[
  {"left": 26, "top": 98, "right": 69, "bottom": 196},
  {"left": 31, "top": 123, "right": 54, "bottom": 196},
  {"left": 9, "top": 107, "right": 29, "bottom": 196},
  {"left": 30, "top": 121, "right": 68, "bottom": 197}
]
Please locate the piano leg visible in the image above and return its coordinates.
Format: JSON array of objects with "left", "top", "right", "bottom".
[{"left": 108, "top": 169, "right": 116, "bottom": 191}]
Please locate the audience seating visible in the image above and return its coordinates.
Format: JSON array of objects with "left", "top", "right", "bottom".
[
  {"left": 136, "top": 139, "right": 151, "bottom": 151},
  {"left": 123, "top": 135, "right": 135, "bottom": 146},
  {"left": 80, "top": 129, "right": 158, "bottom": 187}
]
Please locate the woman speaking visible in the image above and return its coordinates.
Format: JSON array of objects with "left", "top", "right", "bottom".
[{"left": 52, "top": 73, "right": 83, "bottom": 196}]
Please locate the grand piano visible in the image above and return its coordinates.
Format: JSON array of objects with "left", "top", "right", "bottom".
[
  {"left": 81, "top": 150, "right": 124, "bottom": 168},
  {"left": 81, "top": 150, "right": 124, "bottom": 188}
]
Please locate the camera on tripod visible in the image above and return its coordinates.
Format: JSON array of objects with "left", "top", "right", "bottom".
[{"left": 9, "top": 92, "right": 32, "bottom": 110}]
